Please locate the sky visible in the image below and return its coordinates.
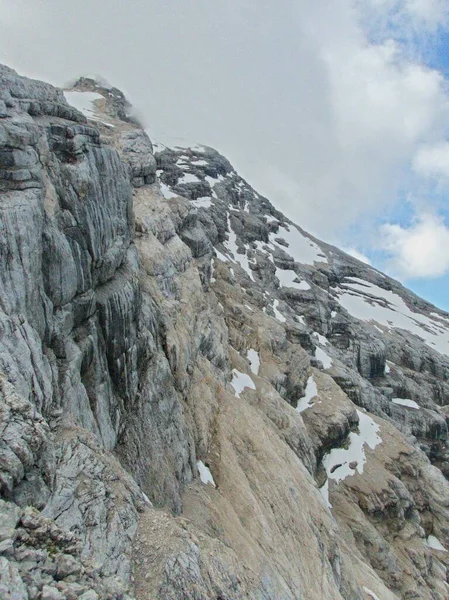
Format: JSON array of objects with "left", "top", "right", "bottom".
[{"left": 0, "top": 0, "right": 448, "bottom": 310}]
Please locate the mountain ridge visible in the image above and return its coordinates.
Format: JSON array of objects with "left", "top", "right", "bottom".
[{"left": 0, "top": 63, "right": 448, "bottom": 600}]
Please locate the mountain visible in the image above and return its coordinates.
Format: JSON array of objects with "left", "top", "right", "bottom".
[{"left": 0, "top": 64, "right": 448, "bottom": 600}]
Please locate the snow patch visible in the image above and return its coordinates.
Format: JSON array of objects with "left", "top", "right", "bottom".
[
  {"left": 315, "top": 347, "right": 333, "bottom": 369},
  {"left": 313, "top": 332, "right": 328, "bottom": 345},
  {"left": 392, "top": 398, "right": 420, "bottom": 409},
  {"left": 63, "top": 90, "right": 115, "bottom": 127},
  {"left": 247, "top": 349, "right": 260, "bottom": 375},
  {"left": 296, "top": 375, "right": 318, "bottom": 413},
  {"left": 425, "top": 535, "right": 447, "bottom": 552},
  {"left": 191, "top": 197, "right": 212, "bottom": 208},
  {"left": 323, "top": 410, "right": 382, "bottom": 484},
  {"left": 270, "top": 224, "right": 327, "bottom": 266},
  {"left": 197, "top": 461, "right": 216, "bottom": 487},
  {"left": 142, "top": 492, "right": 152, "bottom": 506},
  {"left": 160, "top": 183, "right": 178, "bottom": 199},
  {"left": 178, "top": 172, "right": 200, "bottom": 184},
  {"left": 362, "top": 588, "right": 381, "bottom": 600},
  {"left": 205, "top": 174, "right": 224, "bottom": 186},
  {"left": 320, "top": 480, "right": 331, "bottom": 509},
  {"left": 336, "top": 278, "right": 449, "bottom": 357},
  {"left": 231, "top": 369, "right": 256, "bottom": 398},
  {"left": 222, "top": 216, "right": 255, "bottom": 281},
  {"left": 276, "top": 269, "right": 311, "bottom": 291},
  {"left": 272, "top": 299, "right": 286, "bottom": 323}
]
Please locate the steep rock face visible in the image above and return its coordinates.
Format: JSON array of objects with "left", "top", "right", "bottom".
[{"left": 0, "top": 64, "right": 449, "bottom": 600}]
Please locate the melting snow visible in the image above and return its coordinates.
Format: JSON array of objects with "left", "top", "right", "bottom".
[
  {"left": 231, "top": 369, "right": 256, "bottom": 398},
  {"left": 315, "top": 347, "right": 333, "bottom": 369},
  {"left": 331, "top": 311, "right": 337, "bottom": 318},
  {"left": 197, "top": 461, "right": 216, "bottom": 487},
  {"left": 323, "top": 410, "right": 382, "bottom": 484},
  {"left": 425, "top": 535, "right": 447, "bottom": 552},
  {"left": 191, "top": 159, "right": 208, "bottom": 166},
  {"left": 392, "top": 398, "right": 420, "bottom": 409},
  {"left": 296, "top": 375, "right": 318, "bottom": 413},
  {"left": 384, "top": 362, "right": 391, "bottom": 374},
  {"left": 63, "top": 90, "right": 115, "bottom": 127},
  {"left": 336, "top": 278, "right": 449, "bottom": 357},
  {"left": 272, "top": 299, "right": 286, "bottom": 323},
  {"left": 247, "top": 349, "right": 260, "bottom": 375},
  {"left": 191, "top": 197, "right": 212, "bottom": 208},
  {"left": 178, "top": 172, "right": 200, "bottom": 184}
]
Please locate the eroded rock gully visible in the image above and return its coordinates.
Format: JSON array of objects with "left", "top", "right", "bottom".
[{"left": 0, "top": 64, "right": 449, "bottom": 599}]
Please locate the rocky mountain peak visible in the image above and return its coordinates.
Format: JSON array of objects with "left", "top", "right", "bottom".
[{"left": 1, "top": 64, "right": 449, "bottom": 600}]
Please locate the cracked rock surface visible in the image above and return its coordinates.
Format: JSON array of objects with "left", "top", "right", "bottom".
[{"left": 0, "top": 64, "right": 449, "bottom": 599}]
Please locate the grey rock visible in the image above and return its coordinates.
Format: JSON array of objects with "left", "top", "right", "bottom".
[
  {"left": 1, "top": 63, "right": 449, "bottom": 600},
  {"left": 0, "top": 500, "right": 21, "bottom": 542},
  {"left": 0, "top": 557, "right": 28, "bottom": 600},
  {"left": 41, "top": 585, "right": 65, "bottom": 600},
  {"left": 77, "top": 592, "right": 98, "bottom": 600}
]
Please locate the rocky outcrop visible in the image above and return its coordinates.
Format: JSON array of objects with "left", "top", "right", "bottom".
[{"left": 1, "top": 64, "right": 449, "bottom": 600}]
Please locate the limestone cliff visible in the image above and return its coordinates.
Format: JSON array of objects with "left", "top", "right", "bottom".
[{"left": 0, "top": 64, "right": 448, "bottom": 600}]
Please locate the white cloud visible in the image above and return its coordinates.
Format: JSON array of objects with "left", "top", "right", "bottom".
[
  {"left": 342, "top": 248, "right": 372, "bottom": 265},
  {"left": 362, "top": 0, "right": 448, "bottom": 32},
  {"left": 1, "top": 0, "right": 449, "bottom": 244},
  {"left": 381, "top": 213, "right": 449, "bottom": 278},
  {"left": 413, "top": 142, "right": 449, "bottom": 181}
]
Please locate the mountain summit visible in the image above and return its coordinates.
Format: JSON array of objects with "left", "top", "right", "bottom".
[{"left": 1, "top": 64, "right": 448, "bottom": 600}]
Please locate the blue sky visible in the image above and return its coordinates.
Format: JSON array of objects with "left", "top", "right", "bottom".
[
  {"left": 0, "top": 0, "right": 448, "bottom": 311},
  {"left": 353, "top": 5, "right": 449, "bottom": 311}
]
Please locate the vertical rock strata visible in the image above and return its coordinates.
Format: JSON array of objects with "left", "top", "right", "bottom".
[{"left": 0, "top": 64, "right": 448, "bottom": 599}]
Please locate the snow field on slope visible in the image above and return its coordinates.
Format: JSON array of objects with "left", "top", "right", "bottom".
[
  {"left": 322, "top": 410, "right": 382, "bottom": 484},
  {"left": 222, "top": 215, "right": 255, "bottom": 281},
  {"left": 276, "top": 268, "right": 311, "bottom": 290},
  {"left": 63, "top": 90, "right": 115, "bottom": 127},
  {"left": 269, "top": 224, "right": 328, "bottom": 266},
  {"left": 336, "top": 278, "right": 449, "bottom": 357}
]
